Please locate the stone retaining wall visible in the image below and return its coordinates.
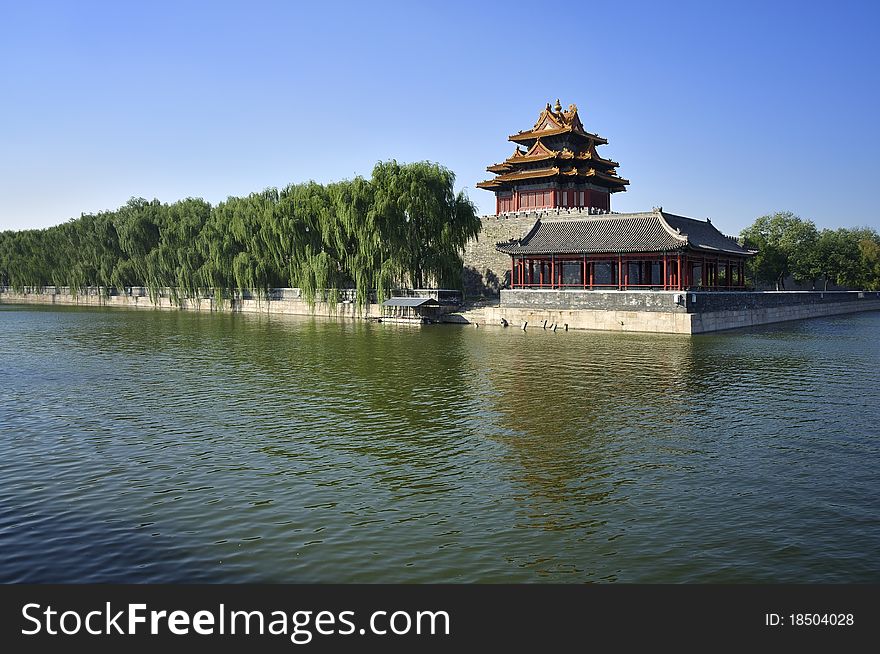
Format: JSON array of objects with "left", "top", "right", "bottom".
[
  {"left": 469, "top": 290, "right": 880, "bottom": 333},
  {"left": 685, "top": 290, "right": 876, "bottom": 312},
  {"left": 6, "top": 287, "right": 879, "bottom": 334},
  {"left": 0, "top": 288, "right": 382, "bottom": 320},
  {"left": 690, "top": 298, "right": 880, "bottom": 333},
  {"left": 480, "top": 305, "right": 690, "bottom": 333},
  {"left": 501, "top": 289, "right": 688, "bottom": 312}
]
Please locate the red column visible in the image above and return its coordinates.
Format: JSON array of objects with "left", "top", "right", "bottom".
[
  {"left": 551, "top": 255, "right": 556, "bottom": 289},
  {"left": 617, "top": 254, "right": 623, "bottom": 290},
  {"left": 663, "top": 252, "right": 669, "bottom": 291},
  {"left": 674, "top": 254, "right": 679, "bottom": 290},
  {"left": 582, "top": 255, "right": 587, "bottom": 289},
  {"left": 679, "top": 254, "right": 683, "bottom": 290}
]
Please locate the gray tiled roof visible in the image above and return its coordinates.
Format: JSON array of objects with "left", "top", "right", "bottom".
[
  {"left": 382, "top": 297, "right": 440, "bottom": 307},
  {"left": 496, "top": 210, "right": 752, "bottom": 256},
  {"left": 661, "top": 213, "right": 749, "bottom": 255}
]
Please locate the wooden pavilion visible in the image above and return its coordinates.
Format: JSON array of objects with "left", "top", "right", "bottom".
[{"left": 496, "top": 209, "right": 753, "bottom": 291}]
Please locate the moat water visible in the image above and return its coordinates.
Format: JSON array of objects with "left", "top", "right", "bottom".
[{"left": 1, "top": 304, "right": 878, "bottom": 582}]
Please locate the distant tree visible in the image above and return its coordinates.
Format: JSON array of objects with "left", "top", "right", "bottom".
[
  {"left": 855, "top": 228, "right": 880, "bottom": 290},
  {"left": 781, "top": 217, "right": 819, "bottom": 286},
  {"left": 812, "top": 228, "right": 866, "bottom": 290},
  {"left": 740, "top": 211, "right": 817, "bottom": 290}
]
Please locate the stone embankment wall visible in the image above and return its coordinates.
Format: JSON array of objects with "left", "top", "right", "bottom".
[
  {"left": 0, "top": 287, "right": 382, "bottom": 319},
  {"left": 464, "top": 290, "right": 880, "bottom": 334},
  {"left": 501, "top": 290, "right": 688, "bottom": 313},
  {"left": 5, "top": 287, "right": 879, "bottom": 334},
  {"left": 686, "top": 291, "right": 880, "bottom": 333}
]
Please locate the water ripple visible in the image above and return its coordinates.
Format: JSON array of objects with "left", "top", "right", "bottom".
[{"left": 0, "top": 304, "right": 878, "bottom": 582}]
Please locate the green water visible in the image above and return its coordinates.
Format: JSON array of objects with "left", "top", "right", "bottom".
[{"left": 1, "top": 304, "right": 878, "bottom": 582}]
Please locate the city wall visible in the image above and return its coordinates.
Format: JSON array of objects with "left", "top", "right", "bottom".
[{"left": 462, "top": 211, "right": 553, "bottom": 296}]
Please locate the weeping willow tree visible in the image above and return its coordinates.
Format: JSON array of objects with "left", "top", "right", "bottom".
[
  {"left": 0, "top": 161, "right": 480, "bottom": 309},
  {"left": 369, "top": 161, "right": 480, "bottom": 297}
]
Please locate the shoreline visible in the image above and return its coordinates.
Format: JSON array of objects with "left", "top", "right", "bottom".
[{"left": 3, "top": 287, "right": 880, "bottom": 335}]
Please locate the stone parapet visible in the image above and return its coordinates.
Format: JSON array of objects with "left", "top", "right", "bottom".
[{"left": 501, "top": 289, "right": 688, "bottom": 312}]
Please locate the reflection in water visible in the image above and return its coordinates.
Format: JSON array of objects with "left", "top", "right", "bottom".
[{"left": 1, "top": 304, "right": 878, "bottom": 582}]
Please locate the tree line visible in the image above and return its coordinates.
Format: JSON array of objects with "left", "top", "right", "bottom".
[
  {"left": 740, "top": 212, "right": 880, "bottom": 290},
  {"left": 0, "top": 161, "right": 480, "bottom": 307}
]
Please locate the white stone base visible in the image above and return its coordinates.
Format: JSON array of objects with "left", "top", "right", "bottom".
[{"left": 448, "top": 300, "right": 880, "bottom": 334}]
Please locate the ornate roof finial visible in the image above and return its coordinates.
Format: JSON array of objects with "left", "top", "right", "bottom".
[{"left": 554, "top": 98, "right": 562, "bottom": 113}]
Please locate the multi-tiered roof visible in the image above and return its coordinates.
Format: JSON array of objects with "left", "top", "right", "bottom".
[{"left": 477, "top": 100, "right": 629, "bottom": 195}]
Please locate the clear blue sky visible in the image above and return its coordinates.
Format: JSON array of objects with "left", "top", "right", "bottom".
[{"left": 1, "top": 0, "right": 878, "bottom": 236}]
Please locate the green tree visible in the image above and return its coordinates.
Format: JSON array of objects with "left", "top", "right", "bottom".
[
  {"left": 811, "top": 228, "right": 866, "bottom": 290},
  {"left": 859, "top": 237, "right": 880, "bottom": 290},
  {"left": 0, "top": 161, "right": 479, "bottom": 309},
  {"left": 740, "top": 211, "right": 817, "bottom": 289}
]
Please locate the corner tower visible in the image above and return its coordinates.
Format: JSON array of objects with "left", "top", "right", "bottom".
[{"left": 477, "top": 100, "right": 628, "bottom": 214}]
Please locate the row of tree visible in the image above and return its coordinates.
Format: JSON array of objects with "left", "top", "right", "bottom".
[
  {"left": 0, "top": 161, "right": 481, "bottom": 307},
  {"left": 740, "top": 212, "right": 880, "bottom": 290}
]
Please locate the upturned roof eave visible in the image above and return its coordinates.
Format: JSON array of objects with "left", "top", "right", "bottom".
[{"left": 508, "top": 128, "right": 608, "bottom": 145}]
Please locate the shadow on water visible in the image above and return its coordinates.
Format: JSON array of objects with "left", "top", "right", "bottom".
[{"left": 0, "top": 500, "right": 216, "bottom": 583}]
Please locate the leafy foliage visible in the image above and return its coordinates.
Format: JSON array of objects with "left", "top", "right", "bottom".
[
  {"left": 0, "top": 162, "right": 479, "bottom": 308},
  {"left": 740, "top": 211, "right": 880, "bottom": 290}
]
